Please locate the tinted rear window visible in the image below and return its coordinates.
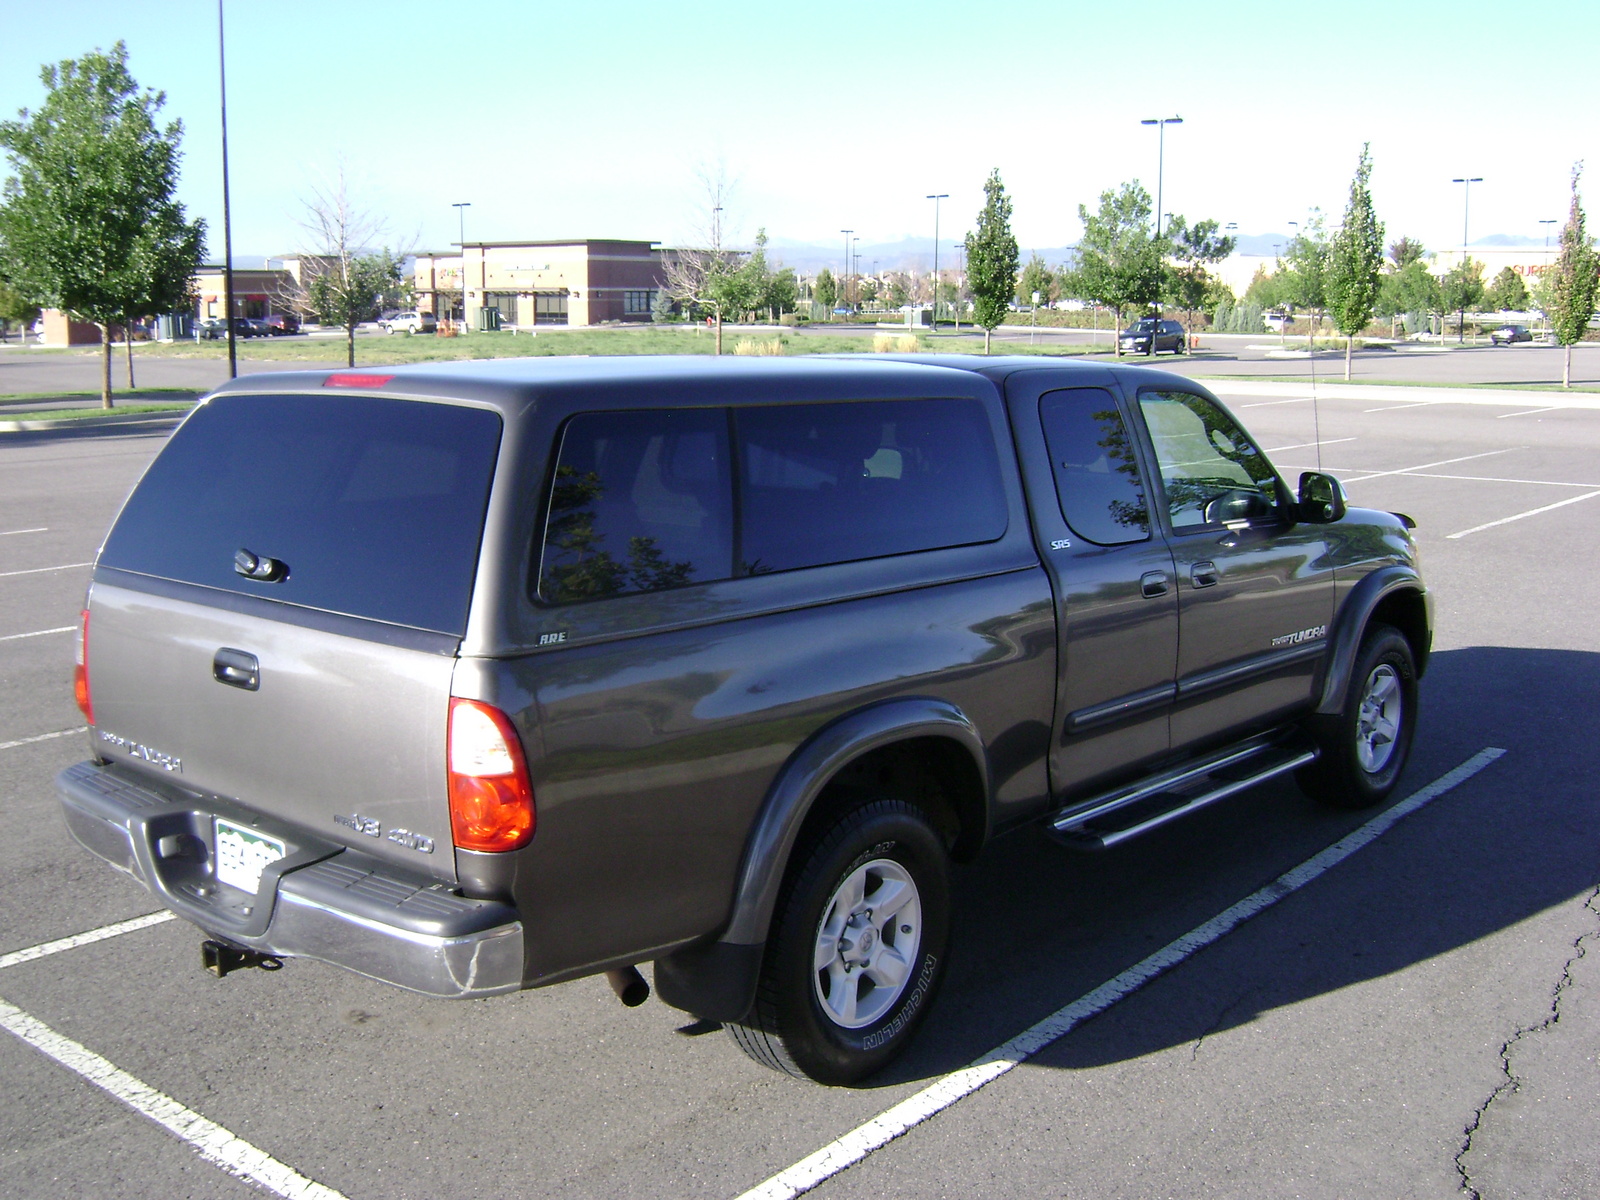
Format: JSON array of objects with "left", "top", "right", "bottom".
[
  {"left": 100, "top": 394, "right": 501, "bottom": 634},
  {"left": 736, "top": 398, "right": 1008, "bottom": 573}
]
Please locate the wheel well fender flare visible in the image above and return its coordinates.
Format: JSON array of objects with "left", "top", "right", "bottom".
[
  {"left": 1315, "top": 566, "right": 1432, "bottom": 715},
  {"left": 719, "top": 697, "right": 989, "bottom": 949}
]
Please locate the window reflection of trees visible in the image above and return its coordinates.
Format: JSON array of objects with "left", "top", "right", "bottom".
[
  {"left": 540, "top": 464, "right": 698, "bottom": 604},
  {"left": 1141, "top": 393, "right": 1282, "bottom": 528},
  {"left": 1091, "top": 408, "right": 1150, "bottom": 537}
]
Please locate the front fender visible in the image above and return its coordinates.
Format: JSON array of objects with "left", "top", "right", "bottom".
[{"left": 1315, "top": 565, "right": 1431, "bottom": 715}]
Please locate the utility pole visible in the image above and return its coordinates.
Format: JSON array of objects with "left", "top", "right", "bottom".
[
  {"left": 1452, "top": 177, "right": 1483, "bottom": 343},
  {"left": 1140, "top": 116, "right": 1182, "bottom": 353},
  {"left": 839, "top": 230, "right": 852, "bottom": 319},
  {"left": 452, "top": 202, "right": 471, "bottom": 326}
]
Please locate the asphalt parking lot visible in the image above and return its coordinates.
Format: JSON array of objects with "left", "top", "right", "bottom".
[{"left": 2, "top": 378, "right": 1597, "bottom": 1199}]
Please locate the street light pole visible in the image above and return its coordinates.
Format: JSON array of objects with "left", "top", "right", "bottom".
[
  {"left": 451, "top": 202, "right": 471, "bottom": 327},
  {"left": 926, "top": 194, "right": 947, "bottom": 329},
  {"left": 1451, "top": 177, "right": 1483, "bottom": 343},
  {"left": 852, "top": 236, "right": 860, "bottom": 307},
  {"left": 218, "top": 0, "right": 237, "bottom": 378},
  {"left": 1140, "top": 116, "right": 1182, "bottom": 354},
  {"left": 839, "top": 230, "right": 852, "bottom": 320}
]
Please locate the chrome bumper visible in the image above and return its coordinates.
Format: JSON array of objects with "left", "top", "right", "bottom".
[{"left": 56, "top": 760, "right": 524, "bottom": 999}]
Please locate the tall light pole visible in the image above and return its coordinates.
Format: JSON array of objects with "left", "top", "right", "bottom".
[
  {"left": 1140, "top": 116, "right": 1181, "bottom": 352},
  {"left": 1452, "top": 177, "right": 1483, "bottom": 343},
  {"left": 218, "top": 0, "right": 237, "bottom": 378},
  {"left": 451, "top": 202, "right": 471, "bottom": 325},
  {"left": 839, "top": 230, "right": 852, "bottom": 319},
  {"left": 1540, "top": 217, "right": 1557, "bottom": 257},
  {"left": 926, "top": 194, "right": 947, "bottom": 328}
]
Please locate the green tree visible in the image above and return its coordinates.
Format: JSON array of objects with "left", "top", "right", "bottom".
[
  {"left": 1243, "top": 265, "right": 1288, "bottom": 310},
  {"left": 0, "top": 278, "right": 40, "bottom": 343},
  {"left": 1547, "top": 164, "right": 1600, "bottom": 388},
  {"left": 1388, "top": 237, "right": 1426, "bottom": 271},
  {"left": 1016, "top": 253, "right": 1055, "bottom": 307},
  {"left": 1485, "top": 265, "right": 1530, "bottom": 312},
  {"left": 814, "top": 266, "right": 837, "bottom": 315},
  {"left": 1376, "top": 259, "right": 1441, "bottom": 322},
  {"left": 1165, "top": 214, "right": 1236, "bottom": 340},
  {"left": 965, "top": 169, "right": 1020, "bottom": 353},
  {"left": 1326, "top": 145, "right": 1386, "bottom": 378},
  {"left": 1439, "top": 257, "right": 1486, "bottom": 343},
  {"left": 1278, "top": 213, "right": 1330, "bottom": 347},
  {"left": 0, "top": 42, "right": 203, "bottom": 407},
  {"left": 1072, "top": 180, "right": 1165, "bottom": 355}
]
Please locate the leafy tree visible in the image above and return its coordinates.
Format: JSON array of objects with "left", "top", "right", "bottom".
[
  {"left": 661, "top": 165, "right": 743, "bottom": 352},
  {"left": 1326, "top": 145, "right": 1386, "bottom": 378},
  {"left": 888, "top": 274, "right": 909, "bottom": 308},
  {"left": 0, "top": 42, "right": 203, "bottom": 407},
  {"left": 1016, "top": 253, "right": 1055, "bottom": 307},
  {"left": 1485, "top": 265, "right": 1530, "bottom": 312},
  {"left": 0, "top": 278, "right": 40, "bottom": 342},
  {"left": 1547, "top": 164, "right": 1600, "bottom": 388},
  {"left": 1278, "top": 213, "right": 1331, "bottom": 347},
  {"left": 1376, "top": 260, "right": 1441, "bottom": 320},
  {"left": 1243, "top": 265, "right": 1288, "bottom": 310},
  {"left": 814, "top": 266, "right": 837, "bottom": 315},
  {"left": 1439, "top": 257, "right": 1485, "bottom": 343},
  {"left": 1165, "top": 214, "right": 1236, "bottom": 340},
  {"left": 965, "top": 169, "right": 1020, "bottom": 353},
  {"left": 1388, "top": 237, "right": 1426, "bottom": 271},
  {"left": 1072, "top": 180, "right": 1165, "bottom": 355}
]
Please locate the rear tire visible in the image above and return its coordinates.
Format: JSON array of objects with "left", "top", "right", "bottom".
[
  {"left": 727, "top": 799, "right": 950, "bottom": 1084},
  {"left": 1298, "top": 624, "right": 1417, "bottom": 809}
]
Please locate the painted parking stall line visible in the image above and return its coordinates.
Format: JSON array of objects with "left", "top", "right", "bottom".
[
  {"left": 1447, "top": 490, "right": 1600, "bottom": 539},
  {"left": 0, "top": 624, "right": 75, "bottom": 642},
  {"left": 0, "top": 527, "right": 48, "bottom": 536},
  {"left": 0, "top": 997, "right": 349, "bottom": 1200},
  {"left": 735, "top": 747, "right": 1507, "bottom": 1200},
  {"left": 0, "top": 726, "right": 87, "bottom": 753},
  {"left": 0, "top": 561, "right": 93, "bottom": 579},
  {"left": 0, "top": 912, "right": 176, "bottom": 972},
  {"left": 1342, "top": 449, "right": 1515, "bottom": 485}
]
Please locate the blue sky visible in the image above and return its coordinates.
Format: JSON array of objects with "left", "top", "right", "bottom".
[{"left": 1, "top": 0, "right": 1593, "bottom": 264}]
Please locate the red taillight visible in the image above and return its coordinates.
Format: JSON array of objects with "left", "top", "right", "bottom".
[
  {"left": 447, "top": 698, "right": 534, "bottom": 852},
  {"left": 73, "top": 608, "right": 94, "bottom": 725},
  {"left": 323, "top": 373, "right": 394, "bottom": 388}
]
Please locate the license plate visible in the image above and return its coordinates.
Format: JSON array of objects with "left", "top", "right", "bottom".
[{"left": 214, "top": 818, "right": 286, "bottom": 893}]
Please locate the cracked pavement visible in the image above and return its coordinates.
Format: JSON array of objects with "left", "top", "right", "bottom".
[{"left": 1458, "top": 888, "right": 1600, "bottom": 1199}]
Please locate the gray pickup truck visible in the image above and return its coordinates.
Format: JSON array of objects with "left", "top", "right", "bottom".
[{"left": 58, "top": 355, "right": 1429, "bottom": 1084}]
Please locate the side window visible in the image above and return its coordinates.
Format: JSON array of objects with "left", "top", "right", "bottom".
[
  {"left": 735, "top": 398, "right": 1008, "bottom": 574},
  {"left": 1038, "top": 388, "right": 1149, "bottom": 545},
  {"left": 537, "top": 409, "right": 733, "bottom": 604},
  {"left": 1137, "top": 390, "right": 1284, "bottom": 531}
]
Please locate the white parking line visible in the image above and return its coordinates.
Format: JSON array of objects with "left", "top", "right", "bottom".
[
  {"left": 1406, "top": 472, "right": 1600, "bottom": 489},
  {"left": 735, "top": 747, "right": 1507, "bottom": 1200},
  {"left": 0, "top": 561, "right": 93, "bottom": 579},
  {"left": 1495, "top": 407, "right": 1558, "bottom": 419},
  {"left": 1265, "top": 437, "right": 1357, "bottom": 454},
  {"left": 1446, "top": 490, "right": 1600, "bottom": 539},
  {"left": 1342, "top": 449, "right": 1514, "bottom": 485},
  {"left": 0, "top": 527, "right": 48, "bottom": 536},
  {"left": 0, "top": 727, "right": 87, "bottom": 752},
  {"left": 0, "top": 912, "right": 176, "bottom": 971},
  {"left": 0, "top": 996, "right": 349, "bottom": 1199},
  {"left": 0, "top": 625, "right": 75, "bottom": 642},
  {"left": 1362, "top": 401, "right": 1435, "bottom": 412},
  {"left": 1237, "top": 397, "right": 1313, "bottom": 408}
]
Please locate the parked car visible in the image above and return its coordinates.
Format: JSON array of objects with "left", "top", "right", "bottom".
[
  {"left": 1263, "top": 310, "right": 1292, "bottom": 333},
  {"left": 1489, "top": 324, "right": 1532, "bottom": 346},
  {"left": 263, "top": 313, "right": 301, "bottom": 336},
  {"left": 195, "top": 317, "right": 258, "bottom": 341},
  {"left": 58, "top": 356, "right": 1429, "bottom": 1085},
  {"left": 195, "top": 318, "right": 228, "bottom": 341},
  {"left": 1120, "top": 317, "right": 1186, "bottom": 354},
  {"left": 380, "top": 311, "right": 437, "bottom": 335}
]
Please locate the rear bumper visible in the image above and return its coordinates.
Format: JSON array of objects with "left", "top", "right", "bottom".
[{"left": 56, "top": 760, "right": 524, "bottom": 999}]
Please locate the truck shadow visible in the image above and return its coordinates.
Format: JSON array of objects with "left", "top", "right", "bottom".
[{"left": 872, "top": 645, "right": 1599, "bottom": 1088}]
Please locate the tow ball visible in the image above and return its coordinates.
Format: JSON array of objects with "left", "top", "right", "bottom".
[{"left": 200, "top": 939, "right": 283, "bottom": 979}]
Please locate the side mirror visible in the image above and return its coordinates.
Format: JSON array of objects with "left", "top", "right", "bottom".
[{"left": 1298, "top": 471, "right": 1347, "bottom": 524}]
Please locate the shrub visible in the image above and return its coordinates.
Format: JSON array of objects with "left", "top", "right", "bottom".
[
  {"left": 871, "top": 334, "right": 920, "bottom": 353},
  {"left": 733, "top": 337, "right": 785, "bottom": 356}
]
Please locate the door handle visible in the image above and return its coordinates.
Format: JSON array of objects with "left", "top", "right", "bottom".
[
  {"left": 1190, "top": 561, "right": 1219, "bottom": 589},
  {"left": 1140, "top": 571, "right": 1169, "bottom": 598},
  {"left": 213, "top": 648, "right": 260, "bottom": 691}
]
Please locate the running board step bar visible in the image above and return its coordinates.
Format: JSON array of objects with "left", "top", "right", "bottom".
[{"left": 1047, "top": 730, "right": 1318, "bottom": 851}]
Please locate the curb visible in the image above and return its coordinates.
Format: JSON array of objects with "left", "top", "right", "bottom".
[{"left": 0, "top": 408, "right": 191, "bottom": 433}]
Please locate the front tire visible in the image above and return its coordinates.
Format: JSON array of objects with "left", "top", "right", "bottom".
[
  {"left": 727, "top": 799, "right": 950, "bottom": 1084},
  {"left": 1298, "top": 624, "right": 1417, "bottom": 808}
]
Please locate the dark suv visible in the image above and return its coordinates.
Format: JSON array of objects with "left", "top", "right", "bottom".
[
  {"left": 1120, "top": 317, "right": 1185, "bottom": 354},
  {"left": 58, "top": 355, "right": 1429, "bottom": 1084}
]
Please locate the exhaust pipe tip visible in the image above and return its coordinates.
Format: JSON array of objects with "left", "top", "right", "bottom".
[{"left": 605, "top": 965, "right": 650, "bottom": 1008}]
